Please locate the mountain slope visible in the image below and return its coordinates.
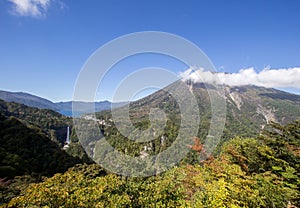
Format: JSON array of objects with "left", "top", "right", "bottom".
[
  {"left": 0, "top": 99, "right": 71, "bottom": 144},
  {"left": 0, "top": 90, "right": 56, "bottom": 110},
  {"left": 0, "top": 113, "right": 81, "bottom": 178},
  {"left": 90, "top": 83, "right": 300, "bottom": 164},
  {"left": 124, "top": 83, "right": 300, "bottom": 136},
  {"left": 223, "top": 85, "right": 300, "bottom": 124}
]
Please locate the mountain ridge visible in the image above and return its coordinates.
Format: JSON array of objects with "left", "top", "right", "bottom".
[{"left": 0, "top": 90, "right": 126, "bottom": 115}]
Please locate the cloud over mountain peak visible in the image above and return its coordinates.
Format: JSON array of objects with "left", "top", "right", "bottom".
[{"left": 179, "top": 67, "right": 300, "bottom": 89}]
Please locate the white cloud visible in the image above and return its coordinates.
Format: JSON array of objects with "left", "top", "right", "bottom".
[
  {"left": 8, "top": 0, "right": 51, "bottom": 18},
  {"left": 179, "top": 67, "right": 300, "bottom": 89}
]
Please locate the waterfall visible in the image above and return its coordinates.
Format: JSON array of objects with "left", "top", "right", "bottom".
[{"left": 66, "top": 126, "right": 70, "bottom": 144}]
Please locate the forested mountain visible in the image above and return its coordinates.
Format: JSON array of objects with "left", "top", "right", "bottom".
[
  {"left": 87, "top": 83, "right": 300, "bottom": 167},
  {"left": 0, "top": 113, "right": 88, "bottom": 203},
  {"left": 4, "top": 121, "right": 300, "bottom": 207},
  {"left": 125, "top": 82, "right": 300, "bottom": 134},
  {"left": 0, "top": 100, "right": 92, "bottom": 204},
  {"left": 0, "top": 99, "right": 71, "bottom": 145},
  {"left": 0, "top": 83, "right": 299, "bottom": 207},
  {"left": 0, "top": 113, "right": 80, "bottom": 178},
  {"left": 0, "top": 99, "right": 91, "bottom": 161}
]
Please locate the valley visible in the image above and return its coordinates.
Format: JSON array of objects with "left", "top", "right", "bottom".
[
  {"left": 2, "top": 1, "right": 300, "bottom": 207},
  {"left": 0, "top": 83, "right": 299, "bottom": 207}
]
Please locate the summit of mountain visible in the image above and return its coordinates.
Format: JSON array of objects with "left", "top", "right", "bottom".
[{"left": 92, "top": 82, "right": 300, "bottom": 161}]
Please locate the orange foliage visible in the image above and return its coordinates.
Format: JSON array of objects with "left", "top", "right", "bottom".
[
  {"left": 189, "top": 137, "right": 204, "bottom": 152},
  {"left": 188, "top": 137, "right": 214, "bottom": 164}
]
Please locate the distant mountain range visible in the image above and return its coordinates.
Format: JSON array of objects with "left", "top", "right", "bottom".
[
  {"left": 0, "top": 90, "right": 126, "bottom": 116},
  {"left": 1, "top": 84, "right": 299, "bottom": 127}
]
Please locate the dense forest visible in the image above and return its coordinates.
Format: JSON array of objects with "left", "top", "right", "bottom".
[
  {"left": 0, "top": 94, "right": 299, "bottom": 207},
  {"left": 0, "top": 99, "right": 71, "bottom": 145},
  {"left": 1, "top": 118, "right": 299, "bottom": 207},
  {"left": 0, "top": 100, "right": 92, "bottom": 204}
]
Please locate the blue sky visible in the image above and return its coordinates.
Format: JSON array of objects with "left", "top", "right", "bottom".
[{"left": 0, "top": 0, "right": 300, "bottom": 101}]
